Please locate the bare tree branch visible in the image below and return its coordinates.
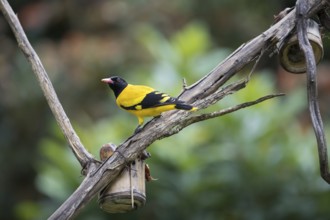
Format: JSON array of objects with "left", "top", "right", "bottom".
[
  {"left": 1, "top": 0, "right": 329, "bottom": 219},
  {"left": 0, "top": 0, "right": 96, "bottom": 169},
  {"left": 296, "top": 0, "right": 330, "bottom": 183}
]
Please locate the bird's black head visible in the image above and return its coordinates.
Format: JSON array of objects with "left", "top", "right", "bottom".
[{"left": 101, "top": 76, "right": 128, "bottom": 97}]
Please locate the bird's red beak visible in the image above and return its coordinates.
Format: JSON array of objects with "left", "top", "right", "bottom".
[{"left": 101, "top": 78, "right": 113, "bottom": 84}]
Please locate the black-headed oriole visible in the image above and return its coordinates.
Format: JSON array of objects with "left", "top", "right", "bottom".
[{"left": 102, "top": 76, "right": 197, "bottom": 132}]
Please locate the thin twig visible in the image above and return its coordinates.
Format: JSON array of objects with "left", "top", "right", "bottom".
[
  {"left": 296, "top": 0, "right": 330, "bottom": 183},
  {"left": 187, "top": 93, "right": 285, "bottom": 125},
  {"left": 0, "top": 0, "right": 96, "bottom": 169},
  {"left": 182, "top": 78, "right": 187, "bottom": 90},
  {"left": 247, "top": 45, "right": 267, "bottom": 80}
]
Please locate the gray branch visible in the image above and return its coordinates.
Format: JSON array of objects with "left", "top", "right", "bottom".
[
  {"left": 296, "top": 0, "right": 330, "bottom": 183},
  {"left": 0, "top": 0, "right": 96, "bottom": 169}
]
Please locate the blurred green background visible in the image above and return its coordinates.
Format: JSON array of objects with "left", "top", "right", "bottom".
[{"left": 1, "top": 0, "right": 330, "bottom": 219}]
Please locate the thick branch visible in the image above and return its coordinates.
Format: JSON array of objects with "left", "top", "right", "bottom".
[
  {"left": 0, "top": 0, "right": 95, "bottom": 168},
  {"left": 177, "top": 9, "right": 294, "bottom": 102},
  {"left": 296, "top": 0, "right": 330, "bottom": 183}
]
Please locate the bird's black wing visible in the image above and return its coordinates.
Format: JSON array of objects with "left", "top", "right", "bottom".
[{"left": 140, "top": 91, "right": 178, "bottom": 108}]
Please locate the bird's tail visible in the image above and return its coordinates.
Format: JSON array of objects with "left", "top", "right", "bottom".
[{"left": 175, "top": 103, "right": 198, "bottom": 111}]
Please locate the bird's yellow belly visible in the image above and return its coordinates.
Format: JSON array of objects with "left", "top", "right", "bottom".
[{"left": 127, "top": 105, "right": 176, "bottom": 117}]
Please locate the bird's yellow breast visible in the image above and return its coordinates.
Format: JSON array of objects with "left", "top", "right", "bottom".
[{"left": 116, "top": 84, "right": 154, "bottom": 108}]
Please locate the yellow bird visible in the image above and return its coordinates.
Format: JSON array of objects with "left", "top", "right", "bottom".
[{"left": 102, "top": 76, "right": 197, "bottom": 132}]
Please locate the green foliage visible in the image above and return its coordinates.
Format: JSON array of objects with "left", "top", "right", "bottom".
[{"left": 133, "top": 21, "right": 230, "bottom": 90}]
